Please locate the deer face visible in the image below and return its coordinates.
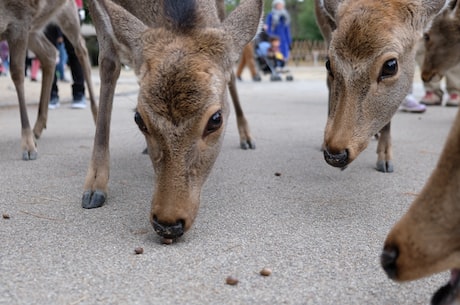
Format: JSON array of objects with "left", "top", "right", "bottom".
[
  {"left": 134, "top": 30, "right": 230, "bottom": 238},
  {"left": 422, "top": 2, "right": 460, "bottom": 83},
  {"left": 322, "top": 0, "right": 418, "bottom": 168}
]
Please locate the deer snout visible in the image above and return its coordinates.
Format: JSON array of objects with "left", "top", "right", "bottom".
[
  {"left": 323, "top": 147, "right": 349, "bottom": 169},
  {"left": 421, "top": 69, "right": 440, "bottom": 83},
  {"left": 152, "top": 216, "right": 185, "bottom": 239},
  {"left": 381, "top": 245, "right": 399, "bottom": 280}
]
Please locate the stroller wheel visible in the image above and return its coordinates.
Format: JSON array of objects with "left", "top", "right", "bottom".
[
  {"left": 270, "top": 74, "right": 282, "bottom": 81},
  {"left": 286, "top": 75, "right": 294, "bottom": 81}
]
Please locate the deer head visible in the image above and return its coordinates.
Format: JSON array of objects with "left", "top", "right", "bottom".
[
  {"left": 96, "top": 0, "right": 263, "bottom": 239},
  {"left": 381, "top": 106, "right": 460, "bottom": 305},
  {"left": 422, "top": 0, "right": 460, "bottom": 82},
  {"left": 319, "top": 0, "right": 448, "bottom": 169}
]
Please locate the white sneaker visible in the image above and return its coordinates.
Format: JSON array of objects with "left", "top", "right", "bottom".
[
  {"left": 400, "top": 94, "right": 426, "bottom": 113},
  {"left": 71, "top": 96, "right": 87, "bottom": 109}
]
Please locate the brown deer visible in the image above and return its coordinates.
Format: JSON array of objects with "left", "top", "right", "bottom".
[
  {"left": 421, "top": 0, "right": 460, "bottom": 84},
  {"left": 314, "top": 0, "right": 448, "bottom": 172},
  {"left": 381, "top": 102, "right": 460, "bottom": 305},
  {"left": 0, "top": 0, "right": 97, "bottom": 160},
  {"left": 83, "top": 0, "right": 262, "bottom": 240}
]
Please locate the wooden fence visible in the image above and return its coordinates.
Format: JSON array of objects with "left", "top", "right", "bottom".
[{"left": 289, "top": 40, "right": 327, "bottom": 66}]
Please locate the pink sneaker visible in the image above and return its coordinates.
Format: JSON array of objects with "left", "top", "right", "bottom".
[
  {"left": 420, "top": 91, "right": 442, "bottom": 106},
  {"left": 446, "top": 93, "right": 459, "bottom": 107}
]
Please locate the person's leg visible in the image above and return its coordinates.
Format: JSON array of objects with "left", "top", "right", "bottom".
[
  {"left": 244, "top": 43, "right": 260, "bottom": 81},
  {"left": 57, "top": 42, "right": 68, "bottom": 81},
  {"left": 64, "top": 35, "right": 86, "bottom": 108},
  {"left": 445, "top": 63, "right": 460, "bottom": 107},
  {"left": 49, "top": 72, "right": 60, "bottom": 109},
  {"left": 30, "top": 57, "right": 40, "bottom": 81},
  {"left": 235, "top": 45, "right": 248, "bottom": 80}
]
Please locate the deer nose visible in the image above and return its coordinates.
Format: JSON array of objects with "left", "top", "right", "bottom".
[
  {"left": 152, "top": 216, "right": 185, "bottom": 239},
  {"left": 381, "top": 246, "right": 399, "bottom": 279},
  {"left": 323, "top": 148, "right": 349, "bottom": 168}
]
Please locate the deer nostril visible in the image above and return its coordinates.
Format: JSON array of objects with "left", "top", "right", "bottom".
[
  {"left": 323, "top": 148, "right": 349, "bottom": 168},
  {"left": 381, "top": 246, "right": 399, "bottom": 279},
  {"left": 152, "top": 215, "right": 185, "bottom": 239}
]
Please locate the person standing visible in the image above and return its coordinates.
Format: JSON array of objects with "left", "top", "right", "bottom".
[
  {"left": 265, "top": 0, "right": 292, "bottom": 64},
  {"left": 48, "top": 0, "right": 87, "bottom": 109}
]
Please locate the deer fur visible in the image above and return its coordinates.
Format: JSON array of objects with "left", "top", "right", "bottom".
[
  {"left": 380, "top": 97, "right": 460, "bottom": 305},
  {"left": 0, "top": 0, "right": 97, "bottom": 160},
  {"left": 421, "top": 0, "right": 460, "bottom": 83},
  {"left": 83, "top": 0, "right": 263, "bottom": 239},
  {"left": 315, "top": 0, "right": 448, "bottom": 172}
]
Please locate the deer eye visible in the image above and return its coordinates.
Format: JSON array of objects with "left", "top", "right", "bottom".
[
  {"left": 379, "top": 58, "right": 398, "bottom": 81},
  {"left": 203, "top": 110, "right": 222, "bottom": 137},
  {"left": 423, "top": 33, "right": 430, "bottom": 42},
  {"left": 134, "top": 111, "right": 149, "bottom": 134}
]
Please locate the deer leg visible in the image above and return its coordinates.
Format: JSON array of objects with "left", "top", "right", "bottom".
[
  {"left": 82, "top": 43, "right": 121, "bottom": 209},
  {"left": 376, "top": 121, "right": 394, "bottom": 173},
  {"left": 28, "top": 32, "right": 57, "bottom": 139},
  {"left": 228, "top": 72, "right": 255, "bottom": 149},
  {"left": 7, "top": 34, "right": 37, "bottom": 160},
  {"left": 57, "top": 6, "right": 98, "bottom": 123}
]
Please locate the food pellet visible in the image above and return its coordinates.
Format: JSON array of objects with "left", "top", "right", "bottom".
[
  {"left": 134, "top": 247, "right": 144, "bottom": 255},
  {"left": 274, "top": 172, "right": 282, "bottom": 177},
  {"left": 260, "top": 267, "right": 272, "bottom": 276},
  {"left": 225, "top": 276, "right": 239, "bottom": 285},
  {"left": 2, "top": 213, "right": 10, "bottom": 219}
]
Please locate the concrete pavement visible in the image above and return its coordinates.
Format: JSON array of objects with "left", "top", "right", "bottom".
[{"left": 0, "top": 65, "right": 457, "bottom": 304}]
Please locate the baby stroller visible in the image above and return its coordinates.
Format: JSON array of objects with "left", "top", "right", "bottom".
[{"left": 254, "top": 38, "right": 293, "bottom": 82}]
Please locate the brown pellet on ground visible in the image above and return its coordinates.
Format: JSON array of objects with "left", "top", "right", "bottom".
[
  {"left": 2, "top": 213, "right": 10, "bottom": 219},
  {"left": 134, "top": 247, "right": 144, "bottom": 255},
  {"left": 162, "top": 238, "right": 173, "bottom": 245},
  {"left": 225, "top": 276, "right": 239, "bottom": 285},
  {"left": 260, "top": 267, "right": 272, "bottom": 276},
  {"left": 274, "top": 172, "right": 282, "bottom": 177}
]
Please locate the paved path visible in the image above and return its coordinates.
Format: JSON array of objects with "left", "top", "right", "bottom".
[{"left": 0, "top": 65, "right": 457, "bottom": 304}]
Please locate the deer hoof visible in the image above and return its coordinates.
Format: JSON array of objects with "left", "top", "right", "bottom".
[
  {"left": 22, "top": 150, "right": 38, "bottom": 161},
  {"left": 82, "top": 190, "right": 106, "bottom": 209},
  {"left": 376, "top": 160, "right": 394, "bottom": 173},
  {"left": 240, "top": 140, "right": 256, "bottom": 150}
]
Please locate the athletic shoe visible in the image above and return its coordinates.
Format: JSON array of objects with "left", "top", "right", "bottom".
[{"left": 400, "top": 94, "right": 426, "bottom": 113}]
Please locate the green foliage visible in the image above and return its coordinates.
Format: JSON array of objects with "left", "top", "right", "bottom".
[
  {"left": 227, "top": 0, "right": 323, "bottom": 41},
  {"left": 297, "top": 0, "right": 323, "bottom": 40}
]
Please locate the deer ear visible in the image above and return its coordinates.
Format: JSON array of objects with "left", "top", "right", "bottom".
[
  {"left": 417, "top": 0, "right": 450, "bottom": 28},
  {"left": 222, "top": 0, "right": 263, "bottom": 62},
  {"left": 320, "top": 0, "right": 343, "bottom": 21},
  {"left": 91, "top": 0, "right": 148, "bottom": 65}
]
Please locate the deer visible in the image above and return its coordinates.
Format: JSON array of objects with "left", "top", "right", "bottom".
[
  {"left": 421, "top": 0, "right": 460, "bottom": 84},
  {"left": 0, "top": 0, "right": 97, "bottom": 160},
  {"left": 83, "top": 0, "right": 262, "bottom": 240},
  {"left": 380, "top": 98, "right": 460, "bottom": 305},
  {"left": 380, "top": 2, "right": 460, "bottom": 304},
  {"left": 314, "top": 0, "right": 448, "bottom": 173}
]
